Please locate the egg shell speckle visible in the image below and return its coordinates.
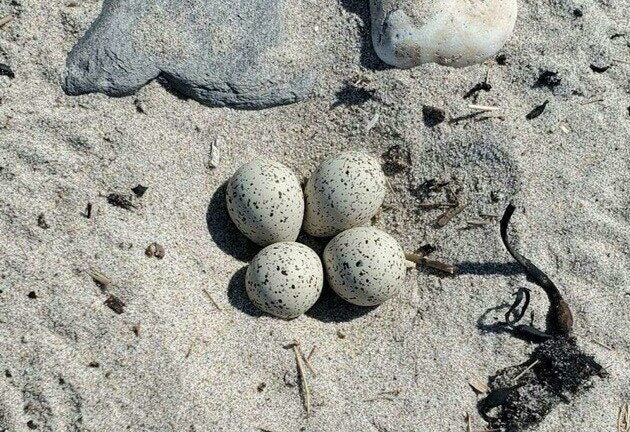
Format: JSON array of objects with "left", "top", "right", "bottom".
[
  {"left": 226, "top": 159, "right": 304, "bottom": 246},
  {"left": 323, "top": 227, "right": 406, "bottom": 306},
  {"left": 304, "top": 152, "right": 386, "bottom": 237},
  {"left": 246, "top": 242, "right": 324, "bottom": 319}
]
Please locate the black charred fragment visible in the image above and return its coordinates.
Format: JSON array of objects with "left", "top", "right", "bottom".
[
  {"left": 463, "top": 82, "right": 492, "bottom": 99},
  {"left": 106, "top": 193, "right": 135, "bottom": 210},
  {"left": 381, "top": 145, "right": 411, "bottom": 176},
  {"left": 131, "top": 184, "right": 148, "bottom": 198},
  {"left": 534, "top": 71, "right": 561, "bottom": 90},
  {"left": 37, "top": 213, "right": 50, "bottom": 229},
  {"left": 525, "top": 100, "right": 549, "bottom": 120},
  {"left": 0, "top": 63, "right": 14, "bottom": 79},
  {"left": 496, "top": 54, "right": 508, "bottom": 65},
  {"left": 590, "top": 64, "right": 610, "bottom": 73},
  {"left": 479, "top": 337, "right": 604, "bottom": 431},
  {"left": 104, "top": 295, "right": 125, "bottom": 314},
  {"left": 422, "top": 105, "right": 446, "bottom": 127}
]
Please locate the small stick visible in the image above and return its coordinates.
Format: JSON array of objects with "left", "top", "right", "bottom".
[
  {"left": 297, "top": 344, "right": 316, "bottom": 376},
  {"left": 612, "top": 58, "right": 630, "bottom": 64},
  {"left": 513, "top": 359, "right": 539, "bottom": 382},
  {"left": 418, "top": 202, "right": 456, "bottom": 209},
  {"left": 436, "top": 201, "right": 468, "bottom": 227},
  {"left": 0, "top": 15, "right": 13, "bottom": 28},
  {"left": 202, "top": 289, "right": 223, "bottom": 311},
  {"left": 185, "top": 340, "right": 195, "bottom": 359},
  {"left": 291, "top": 344, "right": 311, "bottom": 417},
  {"left": 306, "top": 346, "right": 317, "bottom": 361},
  {"left": 592, "top": 339, "right": 614, "bottom": 350},
  {"left": 468, "top": 104, "right": 501, "bottom": 112},
  {"left": 405, "top": 253, "right": 458, "bottom": 274},
  {"left": 465, "top": 412, "right": 472, "bottom": 432},
  {"left": 581, "top": 96, "right": 604, "bottom": 105}
]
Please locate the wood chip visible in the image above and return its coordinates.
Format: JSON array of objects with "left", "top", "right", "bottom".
[
  {"left": 0, "top": 15, "right": 13, "bottom": 28},
  {"left": 209, "top": 135, "right": 221, "bottom": 168},
  {"left": 366, "top": 113, "right": 380, "bottom": 132},
  {"left": 618, "top": 403, "right": 629, "bottom": 432},
  {"left": 405, "top": 253, "right": 458, "bottom": 274},
  {"left": 468, "top": 377, "right": 489, "bottom": 394},
  {"left": 88, "top": 269, "right": 111, "bottom": 288}
]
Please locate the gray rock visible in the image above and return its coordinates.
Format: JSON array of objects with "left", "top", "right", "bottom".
[{"left": 64, "top": 0, "right": 315, "bottom": 109}]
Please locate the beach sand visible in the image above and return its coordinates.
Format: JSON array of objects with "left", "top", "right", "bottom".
[{"left": 0, "top": 0, "right": 628, "bottom": 430}]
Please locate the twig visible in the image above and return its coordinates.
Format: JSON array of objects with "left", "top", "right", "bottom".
[
  {"left": 297, "top": 344, "right": 316, "bottom": 376},
  {"left": 468, "top": 377, "right": 489, "bottom": 394},
  {"left": 405, "top": 253, "right": 458, "bottom": 275},
  {"left": 436, "top": 201, "right": 469, "bottom": 227},
  {"left": 581, "top": 96, "right": 604, "bottom": 105},
  {"left": 0, "top": 15, "right": 13, "bottom": 28},
  {"left": 418, "top": 202, "right": 456, "bottom": 210},
  {"left": 612, "top": 58, "right": 630, "bottom": 65},
  {"left": 513, "top": 359, "right": 539, "bottom": 382},
  {"left": 363, "top": 389, "right": 400, "bottom": 402},
  {"left": 185, "top": 340, "right": 195, "bottom": 359},
  {"left": 468, "top": 104, "right": 501, "bottom": 112},
  {"left": 592, "top": 339, "right": 614, "bottom": 350},
  {"left": 307, "top": 346, "right": 317, "bottom": 361},
  {"left": 202, "top": 289, "right": 223, "bottom": 311},
  {"left": 291, "top": 343, "right": 311, "bottom": 417}
]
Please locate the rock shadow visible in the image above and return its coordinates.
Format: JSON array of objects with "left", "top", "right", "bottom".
[{"left": 337, "top": 0, "right": 390, "bottom": 71}]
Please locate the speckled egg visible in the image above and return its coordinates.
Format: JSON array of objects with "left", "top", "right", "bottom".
[
  {"left": 323, "top": 227, "right": 406, "bottom": 306},
  {"left": 246, "top": 242, "right": 324, "bottom": 319},
  {"left": 303, "top": 152, "right": 386, "bottom": 237},
  {"left": 226, "top": 159, "right": 304, "bottom": 246}
]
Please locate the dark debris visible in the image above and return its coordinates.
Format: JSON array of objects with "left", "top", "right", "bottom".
[
  {"left": 132, "top": 184, "right": 148, "bottom": 198},
  {"left": 0, "top": 63, "right": 14, "bottom": 79},
  {"left": 106, "top": 193, "right": 135, "bottom": 210},
  {"left": 526, "top": 100, "right": 549, "bottom": 120},
  {"left": 463, "top": 82, "right": 492, "bottom": 99},
  {"left": 104, "top": 295, "right": 125, "bottom": 314},
  {"left": 422, "top": 105, "right": 446, "bottom": 127},
  {"left": 534, "top": 71, "right": 561, "bottom": 90},
  {"left": 381, "top": 145, "right": 410, "bottom": 176}
]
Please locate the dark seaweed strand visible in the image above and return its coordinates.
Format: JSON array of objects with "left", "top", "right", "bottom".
[{"left": 500, "top": 204, "right": 573, "bottom": 335}]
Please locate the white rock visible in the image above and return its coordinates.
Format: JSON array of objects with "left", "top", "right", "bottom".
[
  {"left": 246, "top": 242, "right": 324, "bottom": 319},
  {"left": 226, "top": 159, "right": 304, "bottom": 246},
  {"left": 323, "top": 227, "right": 406, "bottom": 306},
  {"left": 303, "top": 152, "right": 386, "bottom": 237},
  {"left": 370, "top": 0, "right": 518, "bottom": 68}
]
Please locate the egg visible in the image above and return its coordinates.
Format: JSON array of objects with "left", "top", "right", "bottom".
[
  {"left": 303, "top": 152, "right": 386, "bottom": 237},
  {"left": 226, "top": 159, "right": 304, "bottom": 246},
  {"left": 246, "top": 242, "right": 324, "bottom": 319},
  {"left": 323, "top": 227, "right": 406, "bottom": 306}
]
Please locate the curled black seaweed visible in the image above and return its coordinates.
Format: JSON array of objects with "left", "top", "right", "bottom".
[
  {"left": 477, "top": 203, "right": 604, "bottom": 432},
  {"left": 500, "top": 203, "right": 573, "bottom": 336}
]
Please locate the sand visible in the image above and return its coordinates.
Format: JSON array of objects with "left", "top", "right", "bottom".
[{"left": 0, "top": 0, "right": 628, "bottom": 431}]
